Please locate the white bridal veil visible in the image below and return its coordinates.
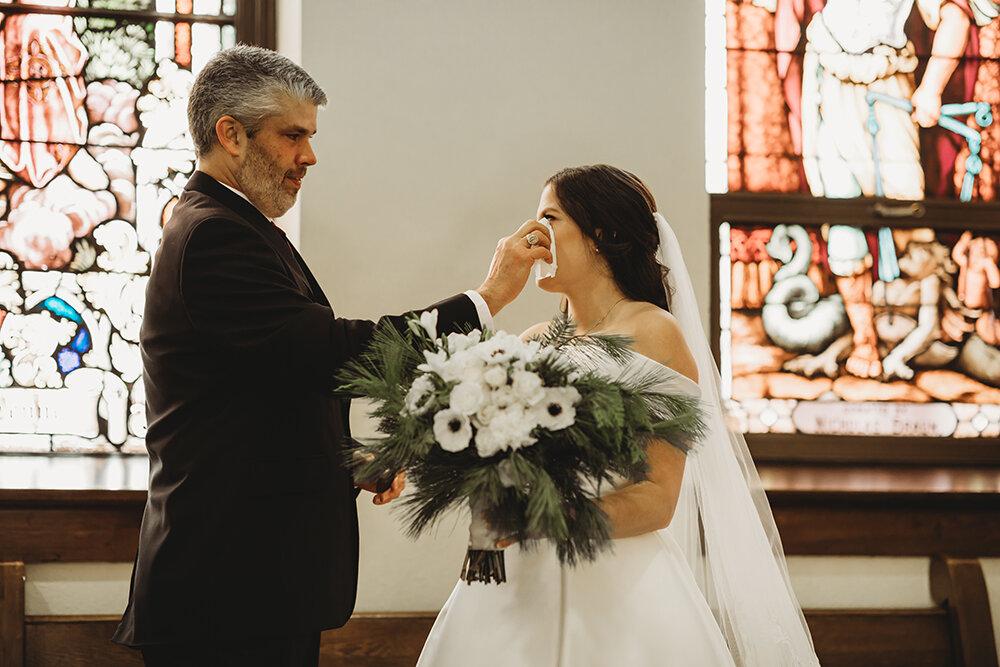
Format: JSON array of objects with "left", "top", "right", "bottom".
[{"left": 653, "top": 212, "right": 820, "bottom": 667}]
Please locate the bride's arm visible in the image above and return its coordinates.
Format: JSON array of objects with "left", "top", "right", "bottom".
[
  {"left": 596, "top": 439, "right": 686, "bottom": 538},
  {"left": 598, "top": 309, "right": 696, "bottom": 538}
]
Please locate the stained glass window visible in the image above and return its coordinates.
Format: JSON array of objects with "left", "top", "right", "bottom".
[
  {"left": 707, "top": 0, "right": 1000, "bottom": 201},
  {"left": 0, "top": 0, "right": 240, "bottom": 454},
  {"left": 720, "top": 218, "right": 1000, "bottom": 441}
]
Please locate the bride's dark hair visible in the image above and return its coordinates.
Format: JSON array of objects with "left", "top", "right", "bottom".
[{"left": 546, "top": 164, "right": 670, "bottom": 310}]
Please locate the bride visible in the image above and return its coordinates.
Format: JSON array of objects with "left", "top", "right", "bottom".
[{"left": 416, "top": 165, "right": 820, "bottom": 666}]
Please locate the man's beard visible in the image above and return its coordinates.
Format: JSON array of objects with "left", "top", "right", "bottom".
[{"left": 235, "top": 140, "right": 299, "bottom": 219}]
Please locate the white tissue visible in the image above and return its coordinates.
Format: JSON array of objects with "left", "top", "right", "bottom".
[{"left": 534, "top": 217, "right": 557, "bottom": 281}]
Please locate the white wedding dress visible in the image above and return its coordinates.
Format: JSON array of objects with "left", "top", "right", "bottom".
[{"left": 417, "top": 352, "right": 738, "bottom": 667}]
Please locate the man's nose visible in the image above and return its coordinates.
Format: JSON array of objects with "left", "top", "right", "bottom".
[{"left": 300, "top": 139, "right": 317, "bottom": 166}]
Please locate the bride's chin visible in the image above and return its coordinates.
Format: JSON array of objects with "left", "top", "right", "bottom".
[{"left": 536, "top": 276, "right": 562, "bottom": 293}]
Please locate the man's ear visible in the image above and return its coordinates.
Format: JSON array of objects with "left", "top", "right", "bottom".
[{"left": 215, "top": 115, "right": 245, "bottom": 158}]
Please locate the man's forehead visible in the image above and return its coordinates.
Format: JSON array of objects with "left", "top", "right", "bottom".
[{"left": 267, "top": 101, "right": 319, "bottom": 131}]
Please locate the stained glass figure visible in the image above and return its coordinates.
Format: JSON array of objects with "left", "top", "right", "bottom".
[
  {"left": 710, "top": 0, "right": 1000, "bottom": 201},
  {"left": 0, "top": 0, "right": 236, "bottom": 453}
]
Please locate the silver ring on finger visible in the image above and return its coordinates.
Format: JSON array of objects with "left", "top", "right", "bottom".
[{"left": 526, "top": 232, "right": 539, "bottom": 247}]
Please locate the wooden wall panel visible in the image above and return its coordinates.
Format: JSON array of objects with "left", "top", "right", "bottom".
[
  {"left": 25, "top": 618, "right": 142, "bottom": 667},
  {"left": 807, "top": 609, "right": 953, "bottom": 667},
  {"left": 1, "top": 563, "right": 25, "bottom": 667},
  {"left": 0, "top": 491, "right": 145, "bottom": 564},
  {"left": 17, "top": 611, "right": 964, "bottom": 667}
]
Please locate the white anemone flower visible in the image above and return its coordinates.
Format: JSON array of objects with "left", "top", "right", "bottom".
[
  {"left": 533, "top": 386, "right": 580, "bottom": 431},
  {"left": 450, "top": 380, "right": 487, "bottom": 415},
  {"left": 511, "top": 369, "right": 545, "bottom": 406},
  {"left": 404, "top": 374, "right": 436, "bottom": 415},
  {"left": 433, "top": 409, "right": 472, "bottom": 452}
]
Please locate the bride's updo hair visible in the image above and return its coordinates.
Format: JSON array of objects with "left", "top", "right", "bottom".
[{"left": 546, "top": 164, "right": 669, "bottom": 310}]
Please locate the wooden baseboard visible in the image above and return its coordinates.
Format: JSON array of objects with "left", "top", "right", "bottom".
[{"left": 13, "top": 608, "right": 966, "bottom": 667}]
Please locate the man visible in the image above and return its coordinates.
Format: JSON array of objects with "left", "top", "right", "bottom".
[{"left": 111, "top": 46, "right": 550, "bottom": 666}]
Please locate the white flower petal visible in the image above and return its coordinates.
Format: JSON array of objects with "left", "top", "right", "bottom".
[
  {"left": 420, "top": 309, "right": 439, "bottom": 340},
  {"left": 433, "top": 409, "right": 472, "bottom": 452}
]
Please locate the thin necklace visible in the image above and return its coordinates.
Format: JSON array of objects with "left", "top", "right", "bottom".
[{"left": 580, "top": 296, "right": 627, "bottom": 336}]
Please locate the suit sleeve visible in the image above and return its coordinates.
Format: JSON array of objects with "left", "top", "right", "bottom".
[{"left": 181, "top": 218, "right": 480, "bottom": 391}]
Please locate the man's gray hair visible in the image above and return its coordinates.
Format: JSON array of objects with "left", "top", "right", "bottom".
[{"left": 187, "top": 44, "right": 327, "bottom": 157}]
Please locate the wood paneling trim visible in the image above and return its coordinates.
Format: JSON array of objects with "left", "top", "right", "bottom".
[
  {"left": 24, "top": 618, "right": 140, "bottom": 667},
  {"left": 772, "top": 503, "right": 1000, "bottom": 556},
  {"left": 806, "top": 608, "right": 954, "bottom": 667},
  {"left": 0, "top": 505, "right": 144, "bottom": 563},
  {"left": 0, "top": 562, "right": 25, "bottom": 667},
  {"left": 16, "top": 609, "right": 961, "bottom": 667},
  {"left": 932, "top": 556, "right": 1000, "bottom": 667}
]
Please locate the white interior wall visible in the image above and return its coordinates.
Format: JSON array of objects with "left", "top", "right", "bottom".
[{"left": 299, "top": 0, "right": 709, "bottom": 614}]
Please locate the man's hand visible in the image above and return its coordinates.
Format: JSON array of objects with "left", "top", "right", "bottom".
[
  {"left": 476, "top": 219, "right": 553, "bottom": 316},
  {"left": 357, "top": 471, "right": 406, "bottom": 505}
]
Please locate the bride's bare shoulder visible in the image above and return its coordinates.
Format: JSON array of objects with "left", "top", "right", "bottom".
[
  {"left": 629, "top": 305, "right": 698, "bottom": 383},
  {"left": 520, "top": 321, "right": 552, "bottom": 342}
]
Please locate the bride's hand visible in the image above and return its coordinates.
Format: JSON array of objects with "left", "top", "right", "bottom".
[{"left": 475, "top": 220, "right": 552, "bottom": 316}]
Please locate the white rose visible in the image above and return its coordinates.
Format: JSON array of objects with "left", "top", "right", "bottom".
[
  {"left": 450, "top": 380, "right": 486, "bottom": 415},
  {"left": 447, "top": 330, "right": 481, "bottom": 353},
  {"left": 474, "top": 424, "right": 504, "bottom": 457},
  {"left": 489, "top": 405, "right": 537, "bottom": 451},
  {"left": 483, "top": 364, "right": 508, "bottom": 388},
  {"left": 520, "top": 340, "right": 543, "bottom": 365},
  {"left": 451, "top": 349, "right": 487, "bottom": 384},
  {"left": 511, "top": 369, "right": 545, "bottom": 406},
  {"left": 491, "top": 385, "right": 517, "bottom": 408},
  {"left": 532, "top": 386, "right": 580, "bottom": 431},
  {"left": 434, "top": 409, "right": 472, "bottom": 452},
  {"left": 474, "top": 331, "right": 524, "bottom": 365},
  {"left": 473, "top": 403, "right": 500, "bottom": 428}
]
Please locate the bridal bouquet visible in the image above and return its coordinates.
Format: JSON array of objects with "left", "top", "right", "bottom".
[{"left": 337, "top": 311, "right": 705, "bottom": 584}]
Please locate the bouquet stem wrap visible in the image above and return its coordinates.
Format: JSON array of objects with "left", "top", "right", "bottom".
[{"left": 461, "top": 500, "right": 506, "bottom": 584}]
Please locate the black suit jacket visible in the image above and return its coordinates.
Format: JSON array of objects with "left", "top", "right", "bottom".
[{"left": 113, "top": 171, "right": 479, "bottom": 646}]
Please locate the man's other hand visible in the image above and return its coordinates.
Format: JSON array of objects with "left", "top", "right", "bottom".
[{"left": 357, "top": 471, "right": 405, "bottom": 505}]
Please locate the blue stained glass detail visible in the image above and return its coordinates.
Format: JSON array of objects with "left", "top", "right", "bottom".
[
  {"left": 57, "top": 348, "right": 82, "bottom": 374},
  {"left": 71, "top": 328, "right": 92, "bottom": 353},
  {"left": 42, "top": 297, "right": 83, "bottom": 323}
]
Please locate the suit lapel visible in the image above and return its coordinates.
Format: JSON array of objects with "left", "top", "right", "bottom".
[
  {"left": 185, "top": 172, "right": 323, "bottom": 305},
  {"left": 285, "top": 242, "right": 331, "bottom": 307}
]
